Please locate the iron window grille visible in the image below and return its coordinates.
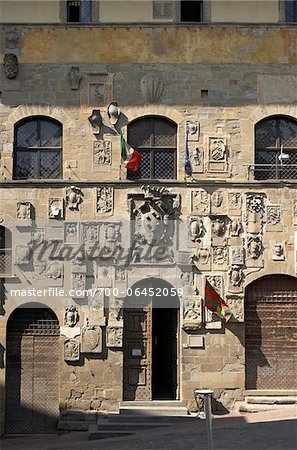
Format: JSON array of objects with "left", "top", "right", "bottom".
[
  {"left": 8, "top": 308, "right": 60, "bottom": 335},
  {"left": 0, "top": 226, "right": 12, "bottom": 277},
  {"left": 127, "top": 116, "right": 177, "bottom": 181},
  {"left": 13, "top": 117, "right": 62, "bottom": 180},
  {"left": 254, "top": 116, "right": 297, "bottom": 180}
]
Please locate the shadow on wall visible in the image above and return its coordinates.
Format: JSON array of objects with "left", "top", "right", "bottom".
[
  {"left": 245, "top": 303, "right": 268, "bottom": 389},
  {"left": 0, "top": 282, "right": 6, "bottom": 316},
  {"left": 1, "top": 334, "right": 59, "bottom": 435},
  {"left": 192, "top": 392, "right": 230, "bottom": 416},
  {"left": 0, "top": 344, "right": 4, "bottom": 369}
]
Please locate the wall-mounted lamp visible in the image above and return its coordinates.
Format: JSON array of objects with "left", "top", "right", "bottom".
[
  {"left": 278, "top": 145, "right": 289, "bottom": 162},
  {"left": 278, "top": 153, "right": 289, "bottom": 161},
  {"left": 107, "top": 101, "right": 120, "bottom": 126},
  {"left": 88, "top": 109, "right": 102, "bottom": 131}
]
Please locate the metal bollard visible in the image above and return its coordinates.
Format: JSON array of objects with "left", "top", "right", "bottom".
[{"left": 194, "top": 389, "right": 214, "bottom": 450}]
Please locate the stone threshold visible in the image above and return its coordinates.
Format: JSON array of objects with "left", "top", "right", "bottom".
[{"left": 244, "top": 390, "right": 297, "bottom": 396}]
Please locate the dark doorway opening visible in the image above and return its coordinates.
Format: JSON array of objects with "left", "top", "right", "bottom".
[
  {"left": 152, "top": 308, "right": 178, "bottom": 399},
  {"left": 67, "top": 0, "right": 91, "bottom": 23},
  {"left": 180, "top": 1, "right": 203, "bottom": 22},
  {"left": 67, "top": 1, "right": 80, "bottom": 22}
]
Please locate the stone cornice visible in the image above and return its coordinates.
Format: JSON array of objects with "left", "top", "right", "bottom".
[{"left": 0, "top": 180, "right": 296, "bottom": 189}]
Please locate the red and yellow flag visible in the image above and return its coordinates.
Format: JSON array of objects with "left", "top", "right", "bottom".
[{"left": 204, "top": 279, "right": 233, "bottom": 322}]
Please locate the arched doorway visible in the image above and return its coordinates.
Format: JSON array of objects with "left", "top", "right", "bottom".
[
  {"left": 245, "top": 274, "right": 297, "bottom": 390},
  {"left": 123, "top": 279, "right": 179, "bottom": 401},
  {"left": 5, "top": 306, "right": 60, "bottom": 433}
]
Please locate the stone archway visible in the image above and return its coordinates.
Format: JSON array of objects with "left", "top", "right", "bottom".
[
  {"left": 245, "top": 274, "right": 297, "bottom": 390},
  {"left": 5, "top": 306, "right": 60, "bottom": 434}
]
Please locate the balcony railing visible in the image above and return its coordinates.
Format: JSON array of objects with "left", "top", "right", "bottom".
[{"left": 248, "top": 164, "right": 297, "bottom": 181}]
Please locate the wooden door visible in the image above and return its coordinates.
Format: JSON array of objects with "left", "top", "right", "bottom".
[
  {"left": 245, "top": 275, "right": 297, "bottom": 389},
  {"left": 6, "top": 308, "right": 60, "bottom": 434},
  {"left": 123, "top": 308, "right": 152, "bottom": 400}
]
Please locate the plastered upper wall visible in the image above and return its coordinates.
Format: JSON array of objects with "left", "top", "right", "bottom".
[
  {"left": 0, "top": 1, "right": 59, "bottom": 23},
  {"left": 211, "top": 1, "right": 280, "bottom": 23},
  {"left": 0, "top": 0, "right": 282, "bottom": 24},
  {"left": 100, "top": 1, "right": 153, "bottom": 23},
  {"left": 8, "top": 26, "right": 297, "bottom": 65}
]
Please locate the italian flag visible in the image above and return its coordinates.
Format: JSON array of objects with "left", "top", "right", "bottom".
[
  {"left": 205, "top": 279, "right": 233, "bottom": 322},
  {"left": 120, "top": 131, "right": 142, "bottom": 172}
]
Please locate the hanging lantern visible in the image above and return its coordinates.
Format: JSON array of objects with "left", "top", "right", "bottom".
[{"left": 107, "top": 101, "right": 120, "bottom": 125}]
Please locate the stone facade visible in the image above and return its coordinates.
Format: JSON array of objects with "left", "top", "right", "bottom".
[{"left": 0, "top": 24, "right": 297, "bottom": 434}]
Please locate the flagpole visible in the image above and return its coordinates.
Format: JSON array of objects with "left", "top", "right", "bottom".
[
  {"left": 119, "top": 128, "right": 142, "bottom": 176},
  {"left": 119, "top": 128, "right": 126, "bottom": 181},
  {"left": 184, "top": 127, "right": 193, "bottom": 180}
]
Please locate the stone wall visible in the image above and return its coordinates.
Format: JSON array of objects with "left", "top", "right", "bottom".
[
  {"left": 0, "top": 24, "right": 297, "bottom": 433},
  {"left": 0, "top": 181, "right": 296, "bottom": 424},
  {"left": 1, "top": 25, "right": 297, "bottom": 65},
  {"left": 3, "top": 62, "right": 297, "bottom": 106}
]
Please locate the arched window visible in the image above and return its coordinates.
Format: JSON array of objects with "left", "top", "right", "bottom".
[
  {"left": 254, "top": 115, "right": 297, "bottom": 180},
  {"left": 127, "top": 116, "right": 177, "bottom": 180},
  {"left": 13, "top": 117, "right": 62, "bottom": 180},
  {"left": 0, "top": 226, "right": 12, "bottom": 277}
]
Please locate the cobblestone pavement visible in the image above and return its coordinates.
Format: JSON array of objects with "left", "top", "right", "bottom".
[{"left": 2, "top": 407, "right": 297, "bottom": 450}]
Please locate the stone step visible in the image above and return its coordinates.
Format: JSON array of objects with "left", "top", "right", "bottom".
[
  {"left": 89, "top": 404, "right": 193, "bottom": 440},
  {"left": 120, "top": 400, "right": 185, "bottom": 407},
  {"left": 107, "top": 412, "right": 195, "bottom": 423},
  {"left": 246, "top": 396, "right": 297, "bottom": 405},
  {"left": 239, "top": 402, "right": 297, "bottom": 413},
  {"left": 58, "top": 420, "right": 90, "bottom": 431},
  {"left": 95, "top": 421, "right": 172, "bottom": 431},
  {"left": 244, "top": 390, "right": 297, "bottom": 396},
  {"left": 119, "top": 406, "right": 188, "bottom": 416},
  {"left": 88, "top": 424, "right": 135, "bottom": 441}
]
